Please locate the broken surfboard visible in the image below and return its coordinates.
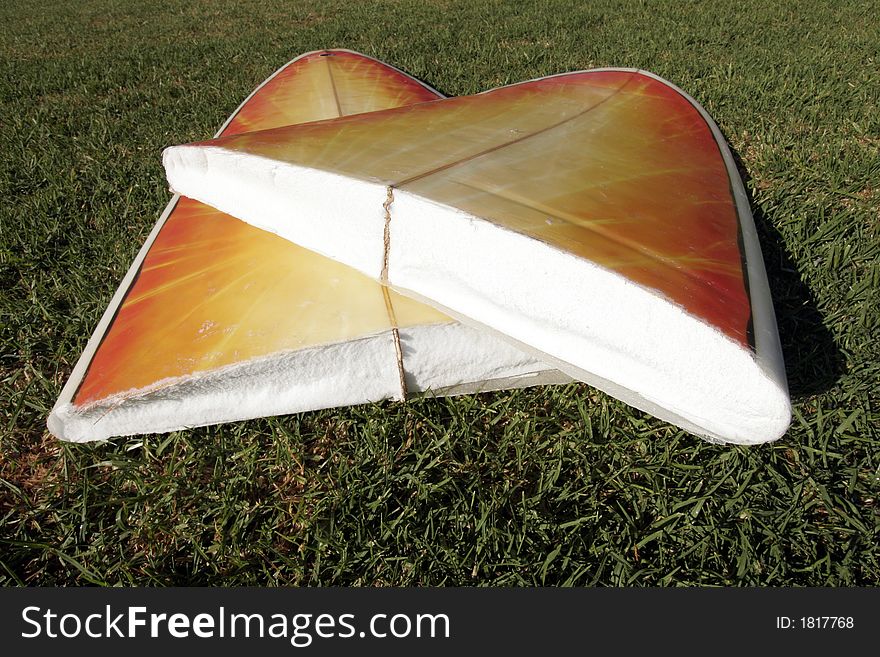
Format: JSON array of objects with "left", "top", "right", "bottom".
[
  {"left": 49, "top": 50, "right": 569, "bottom": 443},
  {"left": 164, "top": 67, "right": 791, "bottom": 445}
]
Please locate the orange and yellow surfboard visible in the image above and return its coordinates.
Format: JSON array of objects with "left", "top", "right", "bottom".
[
  {"left": 49, "top": 51, "right": 566, "bottom": 442},
  {"left": 164, "top": 65, "right": 790, "bottom": 444}
]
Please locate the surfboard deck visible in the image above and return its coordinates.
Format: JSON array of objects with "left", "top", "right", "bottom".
[{"left": 49, "top": 50, "right": 568, "bottom": 443}]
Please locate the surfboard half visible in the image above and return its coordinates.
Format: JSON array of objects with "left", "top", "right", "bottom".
[
  {"left": 164, "top": 68, "right": 791, "bottom": 444},
  {"left": 49, "top": 50, "right": 567, "bottom": 443}
]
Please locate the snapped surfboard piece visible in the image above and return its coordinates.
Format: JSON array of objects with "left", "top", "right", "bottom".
[
  {"left": 164, "top": 68, "right": 791, "bottom": 444},
  {"left": 49, "top": 50, "right": 568, "bottom": 443}
]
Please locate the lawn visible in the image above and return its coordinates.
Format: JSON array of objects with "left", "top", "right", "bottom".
[{"left": 1, "top": 0, "right": 878, "bottom": 585}]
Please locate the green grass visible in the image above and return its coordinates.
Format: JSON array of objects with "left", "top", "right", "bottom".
[{"left": 1, "top": 0, "right": 878, "bottom": 586}]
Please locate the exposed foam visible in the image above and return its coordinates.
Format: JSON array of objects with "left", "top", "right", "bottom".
[
  {"left": 49, "top": 332, "right": 400, "bottom": 442},
  {"left": 399, "top": 321, "right": 569, "bottom": 394},
  {"left": 163, "top": 146, "right": 388, "bottom": 275},
  {"left": 163, "top": 133, "right": 791, "bottom": 444},
  {"left": 49, "top": 322, "right": 560, "bottom": 442},
  {"left": 390, "top": 192, "right": 790, "bottom": 444}
]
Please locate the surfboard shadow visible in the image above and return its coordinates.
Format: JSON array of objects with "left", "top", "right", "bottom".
[{"left": 729, "top": 148, "right": 845, "bottom": 399}]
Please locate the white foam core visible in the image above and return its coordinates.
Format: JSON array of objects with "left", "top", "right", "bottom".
[{"left": 49, "top": 322, "right": 563, "bottom": 442}]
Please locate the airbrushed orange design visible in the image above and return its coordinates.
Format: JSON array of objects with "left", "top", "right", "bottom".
[
  {"left": 222, "top": 50, "right": 440, "bottom": 137},
  {"left": 74, "top": 51, "right": 444, "bottom": 405},
  {"left": 207, "top": 70, "right": 752, "bottom": 347}
]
